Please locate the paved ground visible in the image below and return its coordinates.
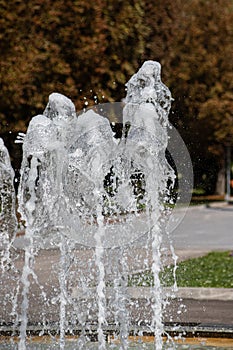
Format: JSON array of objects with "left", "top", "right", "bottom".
[
  {"left": 13, "top": 201, "right": 233, "bottom": 254},
  {"left": 1, "top": 202, "right": 233, "bottom": 333},
  {"left": 171, "top": 202, "right": 233, "bottom": 259},
  {"left": 168, "top": 202, "right": 233, "bottom": 329}
]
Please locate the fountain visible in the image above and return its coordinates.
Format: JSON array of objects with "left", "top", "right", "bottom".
[
  {"left": 0, "top": 138, "right": 17, "bottom": 266},
  {"left": 1, "top": 61, "right": 227, "bottom": 350},
  {"left": 15, "top": 60, "right": 176, "bottom": 350}
]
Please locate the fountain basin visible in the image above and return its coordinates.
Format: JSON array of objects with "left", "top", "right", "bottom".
[{"left": 0, "top": 335, "right": 232, "bottom": 349}]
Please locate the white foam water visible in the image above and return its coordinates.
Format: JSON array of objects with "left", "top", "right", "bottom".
[{"left": 1, "top": 61, "right": 191, "bottom": 349}]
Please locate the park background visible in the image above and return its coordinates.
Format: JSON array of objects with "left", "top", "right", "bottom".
[{"left": 1, "top": 0, "right": 233, "bottom": 198}]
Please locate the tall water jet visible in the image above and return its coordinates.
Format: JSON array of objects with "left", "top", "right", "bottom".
[
  {"left": 123, "top": 61, "right": 175, "bottom": 349},
  {"left": 0, "top": 138, "right": 18, "bottom": 342},
  {"left": 0, "top": 138, "right": 17, "bottom": 268},
  {"left": 12, "top": 60, "right": 185, "bottom": 349},
  {"left": 17, "top": 94, "right": 78, "bottom": 349}
]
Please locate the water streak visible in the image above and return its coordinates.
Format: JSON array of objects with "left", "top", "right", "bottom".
[{"left": 10, "top": 61, "right": 177, "bottom": 349}]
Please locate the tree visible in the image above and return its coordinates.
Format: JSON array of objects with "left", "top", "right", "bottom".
[
  {"left": 1, "top": 0, "right": 233, "bottom": 194},
  {"left": 0, "top": 0, "right": 149, "bottom": 133},
  {"left": 0, "top": 0, "right": 150, "bottom": 178},
  {"left": 144, "top": 0, "right": 233, "bottom": 194},
  {"left": 0, "top": 0, "right": 77, "bottom": 133}
]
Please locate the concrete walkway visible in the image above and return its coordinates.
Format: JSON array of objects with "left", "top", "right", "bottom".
[{"left": 172, "top": 202, "right": 233, "bottom": 260}]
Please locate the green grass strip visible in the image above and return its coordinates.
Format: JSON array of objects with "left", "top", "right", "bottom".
[{"left": 128, "top": 251, "right": 233, "bottom": 288}]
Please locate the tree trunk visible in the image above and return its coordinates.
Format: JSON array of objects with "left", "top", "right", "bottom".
[{"left": 215, "top": 165, "right": 225, "bottom": 196}]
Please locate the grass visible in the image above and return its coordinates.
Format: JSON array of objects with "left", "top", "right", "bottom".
[{"left": 128, "top": 251, "right": 233, "bottom": 288}]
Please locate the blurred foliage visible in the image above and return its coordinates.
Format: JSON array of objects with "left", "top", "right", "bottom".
[
  {"left": 129, "top": 251, "right": 233, "bottom": 288},
  {"left": 0, "top": 0, "right": 149, "bottom": 132},
  {"left": 169, "top": 0, "right": 233, "bottom": 148},
  {"left": 0, "top": 0, "right": 233, "bottom": 193}
]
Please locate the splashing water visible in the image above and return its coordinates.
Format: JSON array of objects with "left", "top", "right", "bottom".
[
  {"left": 0, "top": 61, "right": 193, "bottom": 350},
  {"left": 0, "top": 138, "right": 17, "bottom": 270},
  {"left": 123, "top": 61, "right": 175, "bottom": 349},
  {"left": 0, "top": 138, "right": 19, "bottom": 342}
]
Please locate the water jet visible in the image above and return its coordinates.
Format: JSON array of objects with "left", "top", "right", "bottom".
[{"left": 1, "top": 61, "right": 230, "bottom": 350}]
